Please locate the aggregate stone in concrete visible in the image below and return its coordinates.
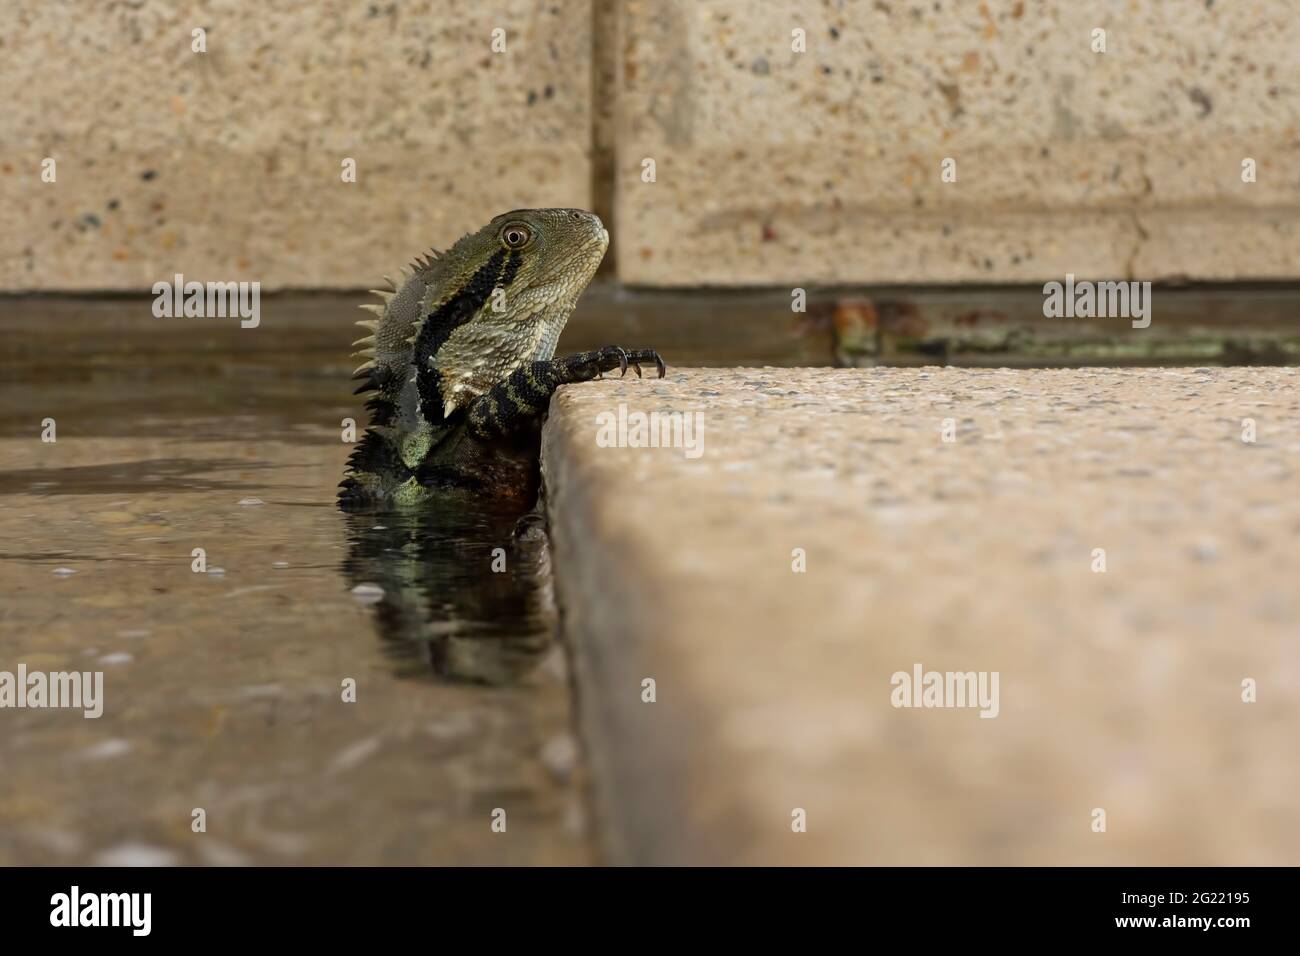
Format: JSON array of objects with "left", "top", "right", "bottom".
[
  {"left": 614, "top": 1, "right": 1300, "bottom": 284},
  {"left": 542, "top": 366, "right": 1300, "bottom": 864},
  {"left": 0, "top": 1, "right": 593, "bottom": 290}
]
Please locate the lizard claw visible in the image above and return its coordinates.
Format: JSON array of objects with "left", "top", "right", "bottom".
[
  {"left": 619, "top": 349, "right": 666, "bottom": 379},
  {"left": 570, "top": 346, "right": 658, "bottom": 381}
]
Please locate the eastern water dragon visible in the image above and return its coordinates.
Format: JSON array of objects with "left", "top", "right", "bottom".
[{"left": 338, "top": 208, "right": 664, "bottom": 509}]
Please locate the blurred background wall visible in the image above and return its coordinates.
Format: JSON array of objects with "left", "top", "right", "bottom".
[{"left": 2, "top": 0, "right": 1297, "bottom": 291}]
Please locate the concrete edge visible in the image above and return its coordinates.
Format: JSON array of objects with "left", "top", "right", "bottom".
[{"left": 541, "top": 388, "right": 727, "bottom": 865}]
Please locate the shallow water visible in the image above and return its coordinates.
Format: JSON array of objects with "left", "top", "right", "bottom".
[{"left": 0, "top": 296, "right": 590, "bottom": 864}]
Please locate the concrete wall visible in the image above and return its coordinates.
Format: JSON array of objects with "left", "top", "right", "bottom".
[
  {"left": 614, "top": 0, "right": 1300, "bottom": 285},
  {"left": 0, "top": 0, "right": 593, "bottom": 290},
  {"left": 2, "top": 1, "right": 1298, "bottom": 290}
]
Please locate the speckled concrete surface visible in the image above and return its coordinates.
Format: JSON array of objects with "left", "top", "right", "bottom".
[
  {"left": 543, "top": 367, "right": 1300, "bottom": 864},
  {"left": 615, "top": 1, "right": 1300, "bottom": 284},
  {"left": 8, "top": 2, "right": 1299, "bottom": 291},
  {"left": 0, "top": 0, "right": 592, "bottom": 290}
]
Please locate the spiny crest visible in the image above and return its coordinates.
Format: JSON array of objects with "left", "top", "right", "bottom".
[
  {"left": 409, "top": 248, "right": 440, "bottom": 273},
  {"left": 350, "top": 263, "right": 433, "bottom": 379},
  {"left": 351, "top": 290, "right": 386, "bottom": 375},
  {"left": 393, "top": 251, "right": 441, "bottom": 350}
]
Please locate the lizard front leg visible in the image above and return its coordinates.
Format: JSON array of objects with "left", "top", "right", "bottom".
[{"left": 466, "top": 346, "right": 666, "bottom": 440}]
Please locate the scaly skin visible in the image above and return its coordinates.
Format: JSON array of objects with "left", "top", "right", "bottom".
[{"left": 338, "top": 208, "right": 664, "bottom": 509}]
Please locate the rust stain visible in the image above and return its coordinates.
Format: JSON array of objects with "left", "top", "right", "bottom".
[{"left": 833, "top": 298, "right": 878, "bottom": 337}]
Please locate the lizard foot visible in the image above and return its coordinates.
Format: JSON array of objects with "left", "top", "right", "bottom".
[
  {"left": 618, "top": 348, "right": 667, "bottom": 379},
  {"left": 566, "top": 346, "right": 667, "bottom": 380}
]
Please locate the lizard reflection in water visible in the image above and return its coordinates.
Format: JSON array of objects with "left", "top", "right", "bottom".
[{"left": 340, "top": 500, "right": 555, "bottom": 684}]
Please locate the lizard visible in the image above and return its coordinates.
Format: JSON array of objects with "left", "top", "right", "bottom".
[{"left": 337, "top": 208, "right": 664, "bottom": 510}]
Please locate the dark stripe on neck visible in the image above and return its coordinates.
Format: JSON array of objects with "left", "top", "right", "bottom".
[
  {"left": 498, "top": 251, "right": 523, "bottom": 290},
  {"left": 413, "top": 249, "right": 506, "bottom": 368},
  {"left": 416, "top": 365, "right": 446, "bottom": 426},
  {"left": 414, "top": 249, "right": 509, "bottom": 424}
]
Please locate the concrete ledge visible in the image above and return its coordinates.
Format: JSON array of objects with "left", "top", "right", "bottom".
[{"left": 543, "top": 367, "right": 1300, "bottom": 864}]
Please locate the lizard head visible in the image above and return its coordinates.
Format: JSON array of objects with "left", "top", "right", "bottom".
[
  {"left": 436, "top": 207, "right": 609, "bottom": 313},
  {"left": 418, "top": 208, "right": 609, "bottom": 414},
  {"left": 349, "top": 208, "right": 608, "bottom": 451}
]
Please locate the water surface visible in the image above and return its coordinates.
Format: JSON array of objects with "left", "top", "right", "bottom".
[{"left": 0, "top": 296, "right": 588, "bottom": 865}]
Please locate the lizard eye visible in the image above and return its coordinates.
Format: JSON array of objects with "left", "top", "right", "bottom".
[{"left": 501, "top": 224, "right": 532, "bottom": 249}]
